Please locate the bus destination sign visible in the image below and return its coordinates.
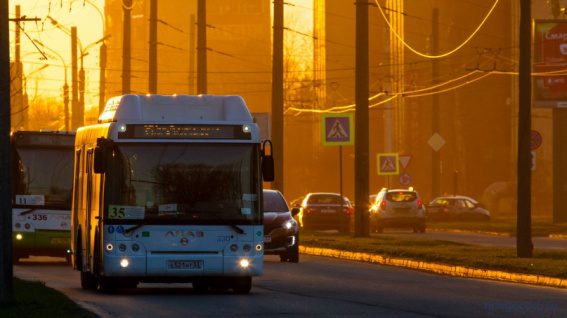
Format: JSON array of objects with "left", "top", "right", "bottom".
[
  {"left": 16, "top": 133, "right": 76, "bottom": 147},
  {"left": 118, "top": 124, "right": 251, "bottom": 140}
]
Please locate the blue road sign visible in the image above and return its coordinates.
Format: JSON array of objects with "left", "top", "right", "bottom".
[{"left": 398, "top": 172, "right": 412, "bottom": 186}]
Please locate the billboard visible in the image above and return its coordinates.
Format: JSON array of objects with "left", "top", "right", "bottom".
[{"left": 534, "top": 20, "right": 567, "bottom": 108}]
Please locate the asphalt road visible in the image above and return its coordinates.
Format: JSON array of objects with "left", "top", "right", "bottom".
[{"left": 13, "top": 254, "right": 567, "bottom": 317}]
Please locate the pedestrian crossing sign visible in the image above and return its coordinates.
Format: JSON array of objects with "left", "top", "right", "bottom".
[
  {"left": 377, "top": 153, "right": 399, "bottom": 175},
  {"left": 321, "top": 113, "right": 354, "bottom": 146}
]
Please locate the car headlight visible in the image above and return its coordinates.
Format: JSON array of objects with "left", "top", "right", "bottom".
[{"left": 283, "top": 220, "right": 294, "bottom": 230}]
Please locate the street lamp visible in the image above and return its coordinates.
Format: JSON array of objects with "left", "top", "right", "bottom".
[
  {"left": 47, "top": 16, "right": 109, "bottom": 128},
  {"left": 23, "top": 64, "right": 49, "bottom": 95},
  {"left": 46, "top": 17, "right": 82, "bottom": 129},
  {"left": 32, "top": 39, "right": 70, "bottom": 131},
  {"left": 84, "top": 0, "right": 109, "bottom": 115}
]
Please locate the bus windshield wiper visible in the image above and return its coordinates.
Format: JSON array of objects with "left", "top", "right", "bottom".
[
  {"left": 208, "top": 212, "right": 245, "bottom": 234},
  {"left": 177, "top": 204, "right": 245, "bottom": 235},
  {"left": 18, "top": 208, "right": 38, "bottom": 216},
  {"left": 124, "top": 218, "right": 157, "bottom": 234}
]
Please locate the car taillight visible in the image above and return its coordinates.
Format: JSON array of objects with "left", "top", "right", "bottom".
[
  {"left": 417, "top": 200, "right": 423, "bottom": 207},
  {"left": 344, "top": 207, "right": 354, "bottom": 214},
  {"left": 380, "top": 201, "right": 386, "bottom": 210},
  {"left": 305, "top": 208, "right": 312, "bottom": 214},
  {"left": 443, "top": 207, "right": 450, "bottom": 213}
]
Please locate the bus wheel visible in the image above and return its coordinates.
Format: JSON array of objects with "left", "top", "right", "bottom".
[
  {"left": 232, "top": 276, "right": 252, "bottom": 294},
  {"left": 99, "top": 276, "right": 117, "bottom": 294},
  {"left": 192, "top": 279, "right": 210, "bottom": 293},
  {"left": 80, "top": 271, "right": 98, "bottom": 290},
  {"left": 12, "top": 253, "right": 23, "bottom": 265}
]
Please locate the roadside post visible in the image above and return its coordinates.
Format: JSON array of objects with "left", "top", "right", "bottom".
[{"left": 322, "top": 113, "right": 354, "bottom": 232}]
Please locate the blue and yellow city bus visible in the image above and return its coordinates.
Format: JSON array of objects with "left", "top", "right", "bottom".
[{"left": 72, "top": 94, "right": 274, "bottom": 293}]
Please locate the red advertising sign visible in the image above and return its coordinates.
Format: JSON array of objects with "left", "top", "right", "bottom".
[{"left": 533, "top": 21, "right": 567, "bottom": 108}]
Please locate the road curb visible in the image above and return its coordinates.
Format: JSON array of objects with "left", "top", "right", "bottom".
[
  {"left": 428, "top": 228, "right": 512, "bottom": 237},
  {"left": 299, "top": 246, "right": 567, "bottom": 289}
]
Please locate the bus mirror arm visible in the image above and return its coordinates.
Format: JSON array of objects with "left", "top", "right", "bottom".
[{"left": 261, "top": 140, "right": 275, "bottom": 182}]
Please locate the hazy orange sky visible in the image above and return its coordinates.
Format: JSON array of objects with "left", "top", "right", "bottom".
[
  {"left": 10, "top": 0, "right": 105, "bottom": 111},
  {"left": 10, "top": 0, "right": 312, "bottom": 113}
]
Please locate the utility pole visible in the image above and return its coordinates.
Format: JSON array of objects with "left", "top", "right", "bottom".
[
  {"left": 517, "top": 0, "right": 532, "bottom": 258},
  {"left": 79, "top": 59, "right": 85, "bottom": 128},
  {"left": 71, "top": 27, "right": 82, "bottom": 130},
  {"left": 9, "top": 6, "right": 39, "bottom": 130},
  {"left": 1, "top": 0, "right": 13, "bottom": 303},
  {"left": 148, "top": 0, "right": 157, "bottom": 94},
  {"left": 12, "top": 5, "right": 23, "bottom": 130},
  {"left": 99, "top": 40, "right": 106, "bottom": 114},
  {"left": 354, "top": 0, "right": 370, "bottom": 237},
  {"left": 197, "top": 0, "right": 207, "bottom": 94},
  {"left": 189, "top": 14, "right": 196, "bottom": 95},
  {"left": 272, "top": 0, "right": 284, "bottom": 194},
  {"left": 122, "top": 0, "right": 132, "bottom": 94},
  {"left": 431, "top": 9, "right": 440, "bottom": 199}
]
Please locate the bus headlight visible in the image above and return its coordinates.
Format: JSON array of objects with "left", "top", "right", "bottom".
[
  {"left": 230, "top": 244, "right": 238, "bottom": 252},
  {"left": 242, "top": 125, "right": 251, "bottom": 133},
  {"left": 120, "top": 259, "right": 129, "bottom": 268},
  {"left": 243, "top": 244, "right": 251, "bottom": 252},
  {"left": 16, "top": 233, "right": 23, "bottom": 240},
  {"left": 255, "top": 244, "right": 263, "bottom": 252},
  {"left": 106, "top": 243, "right": 114, "bottom": 251},
  {"left": 239, "top": 259, "right": 250, "bottom": 268},
  {"left": 119, "top": 244, "right": 127, "bottom": 252},
  {"left": 132, "top": 244, "right": 140, "bottom": 252}
]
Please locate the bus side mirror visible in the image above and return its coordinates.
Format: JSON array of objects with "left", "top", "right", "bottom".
[
  {"left": 93, "top": 137, "right": 113, "bottom": 174},
  {"left": 93, "top": 147, "right": 104, "bottom": 174},
  {"left": 262, "top": 140, "right": 275, "bottom": 182},
  {"left": 291, "top": 207, "right": 300, "bottom": 217}
]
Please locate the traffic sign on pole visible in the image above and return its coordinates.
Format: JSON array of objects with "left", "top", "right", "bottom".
[
  {"left": 399, "top": 155, "right": 412, "bottom": 171},
  {"left": 377, "top": 153, "right": 399, "bottom": 175},
  {"left": 321, "top": 113, "right": 354, "bottom": 146},
  {"left": 531, "top": 130, "right": 542, "bottom": 150}
]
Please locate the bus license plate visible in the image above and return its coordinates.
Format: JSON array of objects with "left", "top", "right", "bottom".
[
  {"left": 50, "top": 238, "right": 71, "bottom": 244},
  {"left": 167, "top": 260, "right": 203, "bottom": 269}
]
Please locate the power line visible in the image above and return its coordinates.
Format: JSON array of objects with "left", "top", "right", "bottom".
[{"left": 374, "top": 0, "right": 501, "bottom": 58}]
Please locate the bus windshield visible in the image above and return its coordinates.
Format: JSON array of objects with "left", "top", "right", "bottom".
[
  {"left": 13, "top": 147, "right": 74, "bottom": 208},
  {"left": 107, "top": 143, "right": 260, "bottom": 224}
]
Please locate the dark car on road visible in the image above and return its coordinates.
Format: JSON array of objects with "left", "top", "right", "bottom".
[
  {"left": 263, "top": 190, "right": 300, "bottom": 262},
  {"left": 426, "top": 195, "right": 491, "bottom": 221},
  {"left": 293, "top": 192, "right": 353, "bottom": 232}
]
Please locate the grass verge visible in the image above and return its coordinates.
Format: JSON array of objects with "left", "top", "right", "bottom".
[
  {"left": 427, "top": 215, "right": 567, "bottom": 237},
  {"left": 300, "top": 230, "right": 567, "bottom": 279},
  {"left": 0, "top": 277, "right": 97, "bottom": 318}
]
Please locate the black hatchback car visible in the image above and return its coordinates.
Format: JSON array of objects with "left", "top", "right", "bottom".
[
  {"left": 263, "top": 190, "right": 300, "bottom": 262},
  {"left": 294, "top": 192, "right": 353, "bottom": 232}
]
